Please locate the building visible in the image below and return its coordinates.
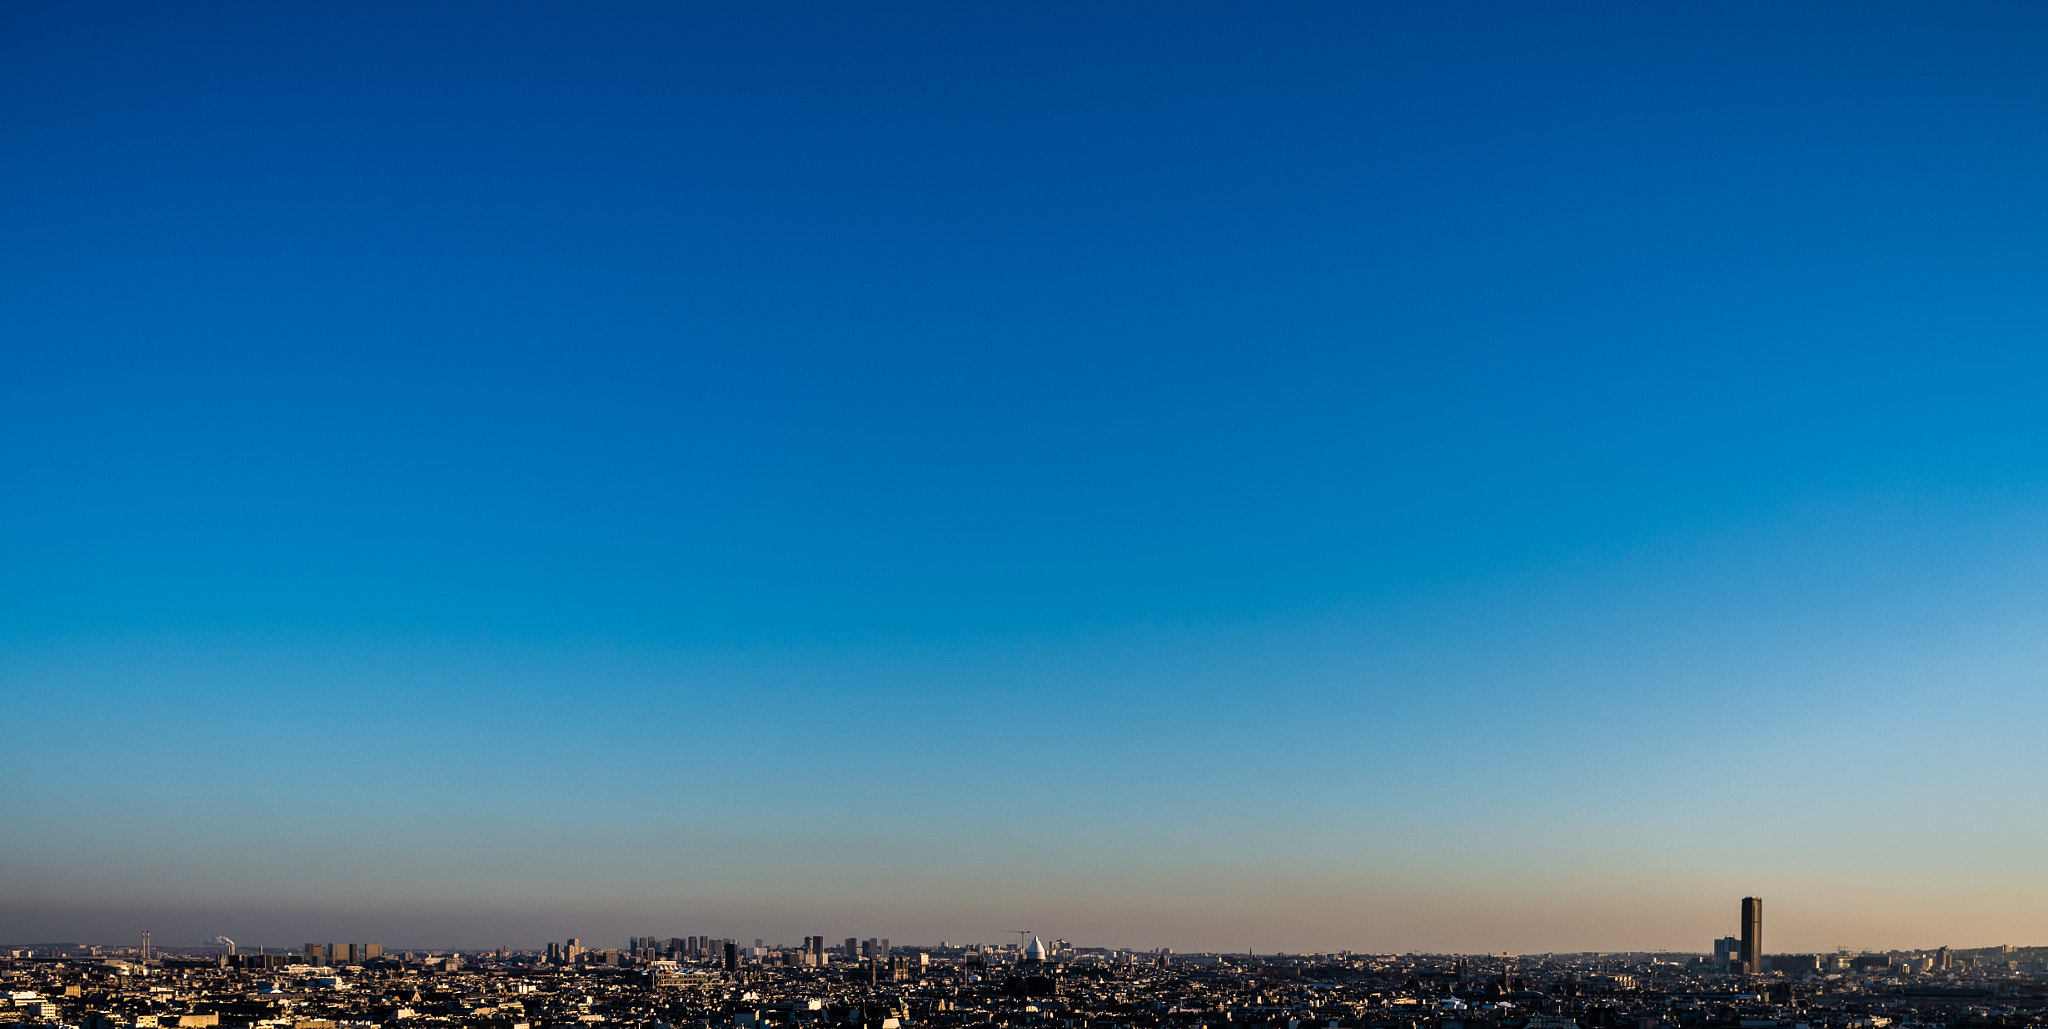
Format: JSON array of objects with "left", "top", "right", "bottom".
[
  {"left": 1769, "top": 954, "right": 1820, "bottom": 975},
  {"left": 232, "top": 954, "right": 296, "bottom": 970},
  {"left": 1740, "top": 897, "right": 1763, "bottom": 975},
  {"left": 1715, "top": 937, "right": 1740, "bottom": 970},
  {"left": 647, "top": 960, "right": 684, "bottom": 988}
]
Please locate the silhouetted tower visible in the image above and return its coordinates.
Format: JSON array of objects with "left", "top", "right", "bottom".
[{"left": 1740, "top": 897, "right": 1763, "bottom": 974}]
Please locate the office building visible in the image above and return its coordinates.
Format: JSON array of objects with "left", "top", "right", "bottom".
[
  {"left": 1769, "top": 954, "right": 1820, "bottom": 975},
  {"left": 1740, "top": 897, "right": 1763, "bottom": 975},
  {"left": 1715, "top": 936, "right": 1740, "bottom": 969}
]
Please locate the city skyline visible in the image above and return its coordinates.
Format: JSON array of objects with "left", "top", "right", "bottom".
[
  {"left": 9, "top": 931, "right": 2042, "bottom": 1029},
  {"left": 7, "top": 3, "right": 2048, "bottom": 957},
  {"left": 0, "top": 918, "right": 2020, "bottom": 964},
  {"left": 0, "top": 891, "right": 2022, "bottom": 958}
]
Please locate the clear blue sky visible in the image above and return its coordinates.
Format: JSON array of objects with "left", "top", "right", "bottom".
[{"left": 5, "top": 2, "right": 2048, "bottom": 954}]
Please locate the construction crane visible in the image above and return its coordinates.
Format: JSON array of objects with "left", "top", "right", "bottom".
[{"left": 1004, "top": 930, "right": 1033, "bottom": 952}]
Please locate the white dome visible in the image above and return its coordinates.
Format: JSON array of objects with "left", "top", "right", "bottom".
[{"left": 1024, "top": 937, "right": 1048, "bottom": 960}]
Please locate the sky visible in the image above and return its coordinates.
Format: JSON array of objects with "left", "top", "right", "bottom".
[{"left": 4, "top": 2, "right": 2048, "bottom": 956}]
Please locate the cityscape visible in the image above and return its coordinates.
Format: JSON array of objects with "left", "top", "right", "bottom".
[
  {"left": 5, "top": 900, "right": 2048, "bottom": 1029},
  {"left": 7, "top": 9, "right": 2047, "bottom": 1029}
]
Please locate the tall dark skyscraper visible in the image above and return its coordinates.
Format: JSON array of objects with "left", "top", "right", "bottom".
[{"left": 1740, "top": 896, "right": 1763, "bottom": 974}]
